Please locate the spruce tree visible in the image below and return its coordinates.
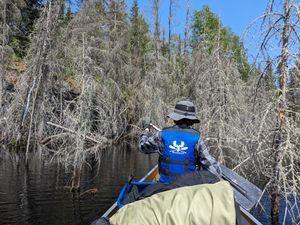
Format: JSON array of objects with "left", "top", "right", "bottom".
[
  {"left": 191, "top": 5, "right": 250, "bottom": 80},
  {"left": 129, "top": 0, "right": 149, "bottom": 58}
]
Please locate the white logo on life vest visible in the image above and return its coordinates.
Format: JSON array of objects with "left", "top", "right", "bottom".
[{"left": 169, "top": 141, "right": 188, "bottom": 154}]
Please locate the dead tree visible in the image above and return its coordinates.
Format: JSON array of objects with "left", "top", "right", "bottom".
[
  {"left": 168, "top": 0, "right": 177, "bottom": 61},
  {"left": 189, "top": 46, "right": 249, "bottom": 165},
  {"left": 40, "top": 0, "right": 127, "bottom": 171},
  {"left": 245, "top": 0, "right": 300, "bottom": 224},
  {"left": 3, "top": 0, "right": 63, "bottom": 162},
  {"left": 25, "top": 0, "right": 62, "bottom": 163},
  {"left": 183, "top": 0, "right": 190, "bottom": 65},
  {"left": 151, "top": 0, "right": 160, "bottom": 61},
  {"left": 0, "top": 0, "right": 24, "bottom": 116},
  {"left": 0, "top": 0, "right": 7, "bottom": 116}
]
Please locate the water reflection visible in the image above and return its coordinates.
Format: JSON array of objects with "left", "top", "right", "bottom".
[
  {"left": 1, "top": 147, "right": 299, "bottom": 225},
  {"left": 0, "top": 146, "right": 158, "bottom": 225},
  {"left": 252, "top": 192, "right": 300, "bottom": 225}
]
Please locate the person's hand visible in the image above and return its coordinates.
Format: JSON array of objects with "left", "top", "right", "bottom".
[{"left": 142, "top": 118, "right": 152, "bottom": 130}]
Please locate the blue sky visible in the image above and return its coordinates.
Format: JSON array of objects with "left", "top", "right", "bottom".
[{"left": 125, "top": 0, "right": 268, "bottom": 59}]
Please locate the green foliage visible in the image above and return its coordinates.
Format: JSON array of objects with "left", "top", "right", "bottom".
[
  {"left": 107, "top": 0, "right": 128, "bottom": 30},
  {"left": 4, "top": 0, "right": 43, "bottom": 60},
  {"left": 95, "top": 0, "right": 105, "bottom": 15},
  {"left": 65, "top": 5, "right": 73, "bottom": 22},
  {"left": 191, "top": 5, "right": 250, "bottom": 80},
  {"left": 8, "top": 36, "right": 29, "bottom": 59},
  {"left": 288, "top": 60, "right": 300, "bottom": 122},
  {"left": 21, "top": 0, "right": 43, "bottom": 35},
  {"left": 161, "top": 28, "right": 168, "bottom": 57},
  {"left": 128, "top": 0, "right": 149, "bottom": 57},
  {"left": 190, "top": 5, "right": 220, "bottom": 49}
]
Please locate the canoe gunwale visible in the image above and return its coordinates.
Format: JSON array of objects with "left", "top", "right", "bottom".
[
  {"left": 101, "top": 165, "right": 159, "bottom": 218},
  {"left": 100, "top": 165, "right": 262, "bottom": 225}
]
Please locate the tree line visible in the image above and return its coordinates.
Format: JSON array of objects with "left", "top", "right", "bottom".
[{"left": 0, "top": 0, "right": 299, "bottom": 224}]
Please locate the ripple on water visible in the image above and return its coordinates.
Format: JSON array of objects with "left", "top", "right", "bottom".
[{"left": 0, "top": 148, "right": 158, "bottom": 225}]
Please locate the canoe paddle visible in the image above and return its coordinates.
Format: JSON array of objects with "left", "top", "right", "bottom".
[{"left": 149, "top": 123, "right": 262, "bottom": 211}]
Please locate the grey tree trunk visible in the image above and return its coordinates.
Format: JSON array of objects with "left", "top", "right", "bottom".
[
  {"left": 271, "top": 0, "right": 290, "bottom": 224},
  {"left": 153, "top": 0, "right": 160, "bottom": 60},
  {"left": 168, "top": 0, "right": 173, "bottom": 61},
  {"left": 22, "top": 0, "right": 62, "bottom": 163},
  {"left": 0, "top": 0, "right": 6, "bottom": 117},
  {"left": 183, "top": 0, "right": 190, "bottom": 65}
]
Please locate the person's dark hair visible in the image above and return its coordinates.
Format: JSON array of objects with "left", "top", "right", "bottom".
[{"left": 174, "top": 119, "right": 195, "bottom": 126}]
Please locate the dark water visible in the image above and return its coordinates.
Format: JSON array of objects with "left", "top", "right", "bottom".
[
  {"left": 252, "top": 192, "right": 300, "bottom": 225},
  {"left": 0, "top": 146, "right": 157, "bottom": 225},
  {"left": 0, "top": 147, "right": 299, "bottom": 225}
]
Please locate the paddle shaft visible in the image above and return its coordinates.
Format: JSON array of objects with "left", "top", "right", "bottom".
[
  {"left": 149, "top": 123, "right": 248, "bottom": 196},
  {"left": 221, "top": 173, "right": 247, "bottom": 196},
  {"left": 149, "top": 123, "right": 161, "bottom": 132}
]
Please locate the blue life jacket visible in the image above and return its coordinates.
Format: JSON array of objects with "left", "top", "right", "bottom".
[{"left": 159, "top": 126, "right": 200, "bottom": 184}]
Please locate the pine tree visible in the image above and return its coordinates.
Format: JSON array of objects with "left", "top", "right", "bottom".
[
  {"left": 129, "top": 0, "right": 149, "bottom": 58},
  {"left": 107, "top": 0, "right": 127, "bottom": 35},
  {"left": 161, "top": 28, "right": 168, "bottom": 57},
  {"left": 95, "top": 0, "right": 105, "bottom": 15},
  {"left": 22, "top": 0, "right": 43, "bottom": 34},
  {"left": 288, "top": 58, "right": 300, "bottom": 131},
  {"left": 168, "top": 0, "right": 177, "bottom": 61},
  {"left": 7, "top": 0, "right": 43, "bottom": 58},
  {"left": 191, "top": 5, "right": 250, "bottom": 80},
  {"left": 65, "top": 5, "right": 73, "bottom": 21},
  {"left": 151, "top": 0, "right": 160, "bottom": 60},
  {"left": 104, "top": 0, "right": 129, "bottom": 83}
]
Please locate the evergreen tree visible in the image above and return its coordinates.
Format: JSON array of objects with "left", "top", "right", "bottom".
[
  {"left": 107, "top": 0, "right": 127, "bottom": 34},
  {"left": 128, "top": 0, "right": 149, "bottom": 58},
  {"left": 191, "top": 5, "right": 250, "bottom": 80},
  {"left": 151, "top": 0, "right": 160, "bottom": 60},
  {"left": 65, "top": 5, "right": 73, "bottom": 22},
  {"left": 288, "top": 58, "right": 300, "bottom": 123},
  {"left": 264, "top": 59, "right": 275, "bottom": 89},
  {"left": 7, "top": 0, "right": 43, "bottom": 58},
  {"left": 22, "top": 0, "right": 43, "bottom": 34},
  {"left": 176, "top": 35, "right": 182, "bottom": 65},
  {"left": 161, "top": 28, "right": 168, "bottom": 57},
  {"left": 105, "top": 0, "right": 129, "bottom": 83},
  {"left": 95, "top": 0, "right": 105, "bottom": 15}
]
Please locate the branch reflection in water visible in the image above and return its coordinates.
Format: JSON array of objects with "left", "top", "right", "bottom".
[{"left": 0, "top": 146, "right": 157, "bottom": 225}]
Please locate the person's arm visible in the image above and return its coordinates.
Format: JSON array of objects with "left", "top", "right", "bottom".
[
  {"left": 139, "top": 129, "right": 162, "bottom": 154},
  {"left": 197, "top": 138, "right": 222, "bottom": 177}
]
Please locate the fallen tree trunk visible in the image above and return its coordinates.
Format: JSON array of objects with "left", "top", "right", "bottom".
[{"left": 46, "top": 121, "right": 111, "bottom": 145}]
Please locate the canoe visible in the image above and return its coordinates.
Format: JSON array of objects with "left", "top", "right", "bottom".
[{"left": 97, "top": 165, "right": 263, "bottom": 225}]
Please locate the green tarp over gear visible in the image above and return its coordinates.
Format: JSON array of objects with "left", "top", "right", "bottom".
[{"left": 110, "top": 181, "right": 236, "bottom": 225}]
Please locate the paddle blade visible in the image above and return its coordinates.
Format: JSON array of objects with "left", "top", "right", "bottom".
[{"left": 220, "top": 165, "right": 262, "bottom": 211}]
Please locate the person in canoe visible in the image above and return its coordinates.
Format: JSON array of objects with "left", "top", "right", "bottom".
[{"left": 139, "top": 100, "right": 222, "bottom": 184}]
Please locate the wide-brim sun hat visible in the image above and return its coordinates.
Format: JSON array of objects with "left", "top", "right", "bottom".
[{"left": 167, "top": 100, "right": 200, "bottom": 123}]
